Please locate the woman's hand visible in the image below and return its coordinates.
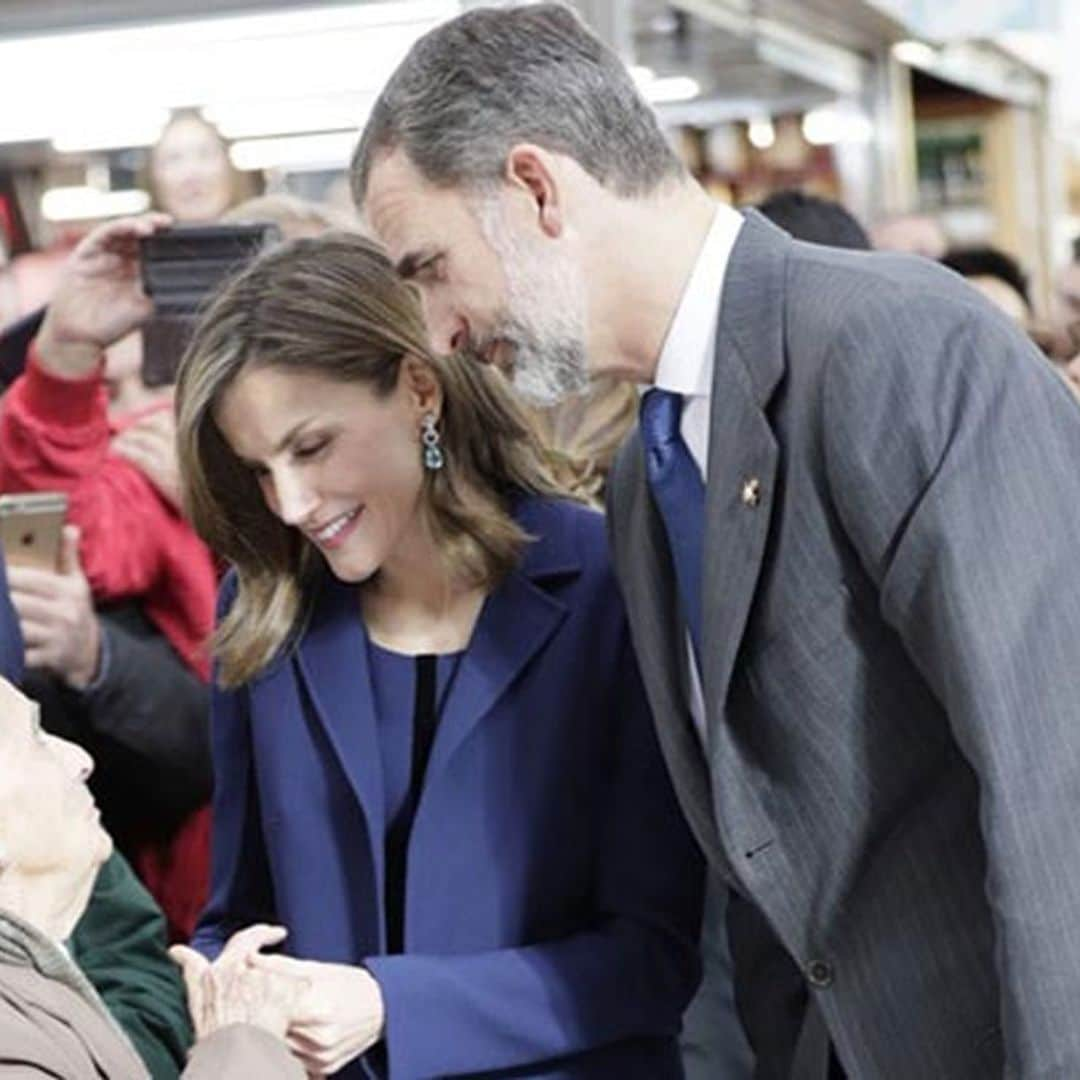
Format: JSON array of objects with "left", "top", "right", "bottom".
[
  {"left": 249, "top": 953, "right": 386, "bottom": 1076},
  {"left": 36, "top": 213, "right": 172, "bottom": 378},
  {"left": 171, "top": 924, "right": 304, "bottom": 1041}
]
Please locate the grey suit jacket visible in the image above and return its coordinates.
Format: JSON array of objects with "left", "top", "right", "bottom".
[{"left": 608, "top": 211, "right": 1080, "bottom": 1078}]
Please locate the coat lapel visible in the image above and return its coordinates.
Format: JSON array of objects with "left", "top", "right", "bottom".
[
  {"left": 295, "top": 574, "right": 385, "bottom": 884},
  {"left": 426, "top": 501, "right": 575, "bottom": 782},
  {"left": 701, "top": 211, "right": 787, "bottom": 748}
]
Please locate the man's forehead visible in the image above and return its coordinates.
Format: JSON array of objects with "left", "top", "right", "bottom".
[{"left": 364, "top": 151, "right": 468, "bottom": 247}]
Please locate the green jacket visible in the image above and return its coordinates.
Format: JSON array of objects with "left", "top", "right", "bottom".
[{"left": 70, "top": 852, "right": 193, "bottom": 1078}]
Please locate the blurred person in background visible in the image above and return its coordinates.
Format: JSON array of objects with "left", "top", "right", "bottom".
[
  {"left": 148, "top": 111, "right": 247, "bottom": 225},
  {"left": 870, "top": 211, "right": 948, "bottom": 259},
  {"left": 176, "top": 231, "right": 703, "bottom": 1079},
  {"left": 0, "top": 674, "right": 307, "bottom": 1079},
  {"left": 0, "top": 547, "right": 194, "bottom": 1076},
  {"left": 940, "top": 246, "right": 1032, "bottom": 327},
  {"left": 755, "top": 190, "right": 870, "bottom": 251},
  {"left": 0, "top": 215, "right": 218, "bottom": 942}
]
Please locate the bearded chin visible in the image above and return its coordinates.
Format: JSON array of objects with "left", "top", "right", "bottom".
[{"left": 510, "top": 338, "right": 590, "bottom": 407}]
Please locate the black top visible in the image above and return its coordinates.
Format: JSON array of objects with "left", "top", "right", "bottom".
[{"left": 367, "top": 642, "right": 462, "bottom": 954}]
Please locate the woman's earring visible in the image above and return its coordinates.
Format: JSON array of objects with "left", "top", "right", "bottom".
[{"left": 421, "top": 412, "right": 445, "bottom": 471}]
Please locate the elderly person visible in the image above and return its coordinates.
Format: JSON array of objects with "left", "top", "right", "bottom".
[{"left": 0, "top": 674, "right": 305, "bottom": 1078}]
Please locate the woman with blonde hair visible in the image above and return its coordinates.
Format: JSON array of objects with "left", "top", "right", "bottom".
[{"left": 176, "top": 231, "right": 702, "bottom": 1078}]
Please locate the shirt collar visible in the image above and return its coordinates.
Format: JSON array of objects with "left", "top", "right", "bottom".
[{"left": 651, "top": 203, "right": 744, "bottom": 400}]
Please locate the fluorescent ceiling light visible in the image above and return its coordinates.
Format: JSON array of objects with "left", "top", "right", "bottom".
[
  {"left": 230, "top": 131, "right": 358, "bottom": 172},
  {"left": 0, "top": 0, "right": 458, "bottom": 148},
  {"left": 748, "top": 117, "right": 776, "bottom": 150},
  {"left": 802, "top": 106, "right": 873, "bottom": 147},
  {"left": 202, "top": 97, "right": 373, "bottom": 140},
  {"left": 41, "top": 187, "right": 151, "bottom": 223},
  {"left": 53, "top": 110, "right": 171, "bottom": 153},
  {"left": 892, "top": 40, "right": 938, "bottom": 68},
  {"left": 644, "top": 77, "right": 701, "bottom": 105}
]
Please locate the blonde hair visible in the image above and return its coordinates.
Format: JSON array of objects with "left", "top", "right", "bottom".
[
  {"left": 527, "top": 376, "right": 638, "bottom": 506},
  {"left": 176, "top": 232, "right": 566, "bottom": 686},
  {"left": 220, "top": 193, "right": 360, "bottom": 240}
]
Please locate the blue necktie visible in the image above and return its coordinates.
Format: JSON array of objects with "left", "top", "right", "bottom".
[{"left": 640, "top": 388, "right": 705, "bottom": 660}]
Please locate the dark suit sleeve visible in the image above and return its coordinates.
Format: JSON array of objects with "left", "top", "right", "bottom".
[
  {"left": 823, "top": 297, "right": 1080, "bottom": 1073},
  {"left": 70, "top": 851, "right": 193, "bottom": 1078},
  {"left": 365, "top": 633, "right": 705, "bottom": 1077},
  {"left": 191, "top": 580, "right": 277, "bottom": 958},
  {"left": 78, "top": 610, "right": 212, "bottom": 825}
]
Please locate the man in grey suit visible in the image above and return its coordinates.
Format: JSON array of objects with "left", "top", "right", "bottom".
[{"left": 352, "top": 5, "right": 1080, "bottom": 1076}]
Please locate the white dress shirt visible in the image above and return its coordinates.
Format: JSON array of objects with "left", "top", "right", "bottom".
[{"left": 649, "top": 203, "right": 744, "bottom": 745}]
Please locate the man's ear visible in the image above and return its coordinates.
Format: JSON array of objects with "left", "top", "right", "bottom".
[
  {"left": 400, "top": 355, "right": 442, "bottom": 418},
  {"left": 505, "top": 144, "right": 563, "bottom": 238}
]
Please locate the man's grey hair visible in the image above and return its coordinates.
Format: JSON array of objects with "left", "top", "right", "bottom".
[{"left": 351, "top": 3, "right": 685, "bottom": 205}]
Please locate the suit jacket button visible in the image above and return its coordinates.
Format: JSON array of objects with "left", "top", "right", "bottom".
[
  {"left": 741, "top": 477, "right": 762, "bottom": 507},
  {"left": 807, "top": 960, "right": 834, "bottom": 988}
]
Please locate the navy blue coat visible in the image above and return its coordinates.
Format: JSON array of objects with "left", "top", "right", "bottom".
[{"left": 193, "top": 498, "right": 704, "bottom": 1078}]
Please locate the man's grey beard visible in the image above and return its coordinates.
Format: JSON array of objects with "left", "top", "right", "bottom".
[{"left": 473, "top": 196, "right": 590, "bottom": 407}]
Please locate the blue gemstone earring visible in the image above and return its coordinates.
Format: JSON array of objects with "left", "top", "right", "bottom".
[{"left": 421, "top": 412, "right": 445, "bottom": 471}]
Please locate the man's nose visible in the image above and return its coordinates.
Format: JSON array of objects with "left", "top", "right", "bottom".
[{"left": 422, "top": 295, "right": 469, "bottom": 355}]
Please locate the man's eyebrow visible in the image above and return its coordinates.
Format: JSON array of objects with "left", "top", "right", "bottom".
[{"left": 396, "top": 250, "right": 436, "bottom": 280}]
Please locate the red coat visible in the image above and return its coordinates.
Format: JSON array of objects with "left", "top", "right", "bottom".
[{"left": 0, "top": 346, "right": 215, "bottom": 939}]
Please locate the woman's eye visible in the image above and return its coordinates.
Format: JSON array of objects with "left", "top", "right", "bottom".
[{"left": 294, "top": 439, "right": 328, "bottom": 460}]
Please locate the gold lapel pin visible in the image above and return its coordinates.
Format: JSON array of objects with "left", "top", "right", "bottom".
[{"left": 740, "top": 477, "right": 762, "bottom": 508}]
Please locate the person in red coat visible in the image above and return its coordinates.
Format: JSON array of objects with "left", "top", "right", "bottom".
[{"left": 0, "top": 214, "right": 216, "bottom": 939}]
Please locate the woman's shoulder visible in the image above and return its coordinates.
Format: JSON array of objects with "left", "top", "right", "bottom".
[{"left": 514, "top": 495, "right": 614, "bottom": 583}]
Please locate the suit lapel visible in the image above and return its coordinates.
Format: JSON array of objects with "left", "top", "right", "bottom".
[
  {"left": 296, "top": 574, "right": 385, "bottom": 882},
  {"left": 702, "top": 212, "right": 787, "bottom": 750}
]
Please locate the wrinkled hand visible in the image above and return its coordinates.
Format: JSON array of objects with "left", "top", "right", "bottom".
[
  {"left": 249, "top": 953, "right": 386, "bottom": 1076},
  {"left": 112, "top": 406, "right": 182, "bottom": 510},
  {"left": 171, "top": 925, "right": 308, "bottom": 1042},
  {"left": 8, "top": 526, "right": 101, "bottom": 688},
  {"left": 36, "top": 213, "right": 171, "bottom": 378}
]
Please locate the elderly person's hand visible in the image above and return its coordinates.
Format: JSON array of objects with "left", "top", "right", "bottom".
[
  {"left": 170, "top": 925, "right": 309, "bottom": 1043},
  {"left": 35, "top": 213, "right": 171, "bottom": 379},
  {"left": 112, "top": 406, "right": 183, "bottom": 510},
  {"left": 8, "top": 526, "right": 101, "bottom": 688},
  {"left": 248, "top": 952, "right": 385, "bottom": 1075}
]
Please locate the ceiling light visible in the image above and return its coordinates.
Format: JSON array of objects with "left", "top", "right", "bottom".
[
  {"left": 53, "top": 110, "right": 171, "bottom": 153},
  {"left": 229, "top": 131, "right": 358, "bottom": 172},
  {"left": 644, "top": 76, "right": 701, "bottom": 105},
  {"left": 202, "top": 98, "right": 374, "bottom": 140},
  {"left": 0, "top": 0, "right": 458, "bottom": 148},
  {"left": 41, "top": 187, "right": 151, "bottom": 223},
  {"left": 892, "top": 40, "right": 937, "bottom": 68},
  {"left": 802, "top": 106, "right": 873, "bottom": 147},
  {"left": 747, "top": 117, "right": 776, "bottom": 150}
]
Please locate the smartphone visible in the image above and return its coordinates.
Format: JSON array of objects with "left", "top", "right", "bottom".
[
  {"left": 139, "top": 223, "right": 281, "bottom": 387},
  {"left": 0, "top": 492, "right": 68, "bottom": 571}
]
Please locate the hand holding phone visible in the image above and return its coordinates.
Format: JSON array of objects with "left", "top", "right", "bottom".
[{"left": 34, "top": 214, "right": 173, "bottom": 381}]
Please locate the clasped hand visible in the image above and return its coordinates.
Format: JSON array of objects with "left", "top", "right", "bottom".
[{"left": 171, "top": 924, "right": 386, "bottom": 1076}]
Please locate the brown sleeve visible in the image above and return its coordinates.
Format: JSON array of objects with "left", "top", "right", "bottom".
[{"left": 182, "top": 1024, "right": 304, "bottom": 1080}]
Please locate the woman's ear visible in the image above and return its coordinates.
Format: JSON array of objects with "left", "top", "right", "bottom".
[{"left": 400, "top": 356, "right": 443, "bottom": 419}]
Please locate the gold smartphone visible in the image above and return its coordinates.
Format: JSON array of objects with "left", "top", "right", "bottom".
[{"left": 0, "top": 492, "right": 68, "bottom": 571}]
